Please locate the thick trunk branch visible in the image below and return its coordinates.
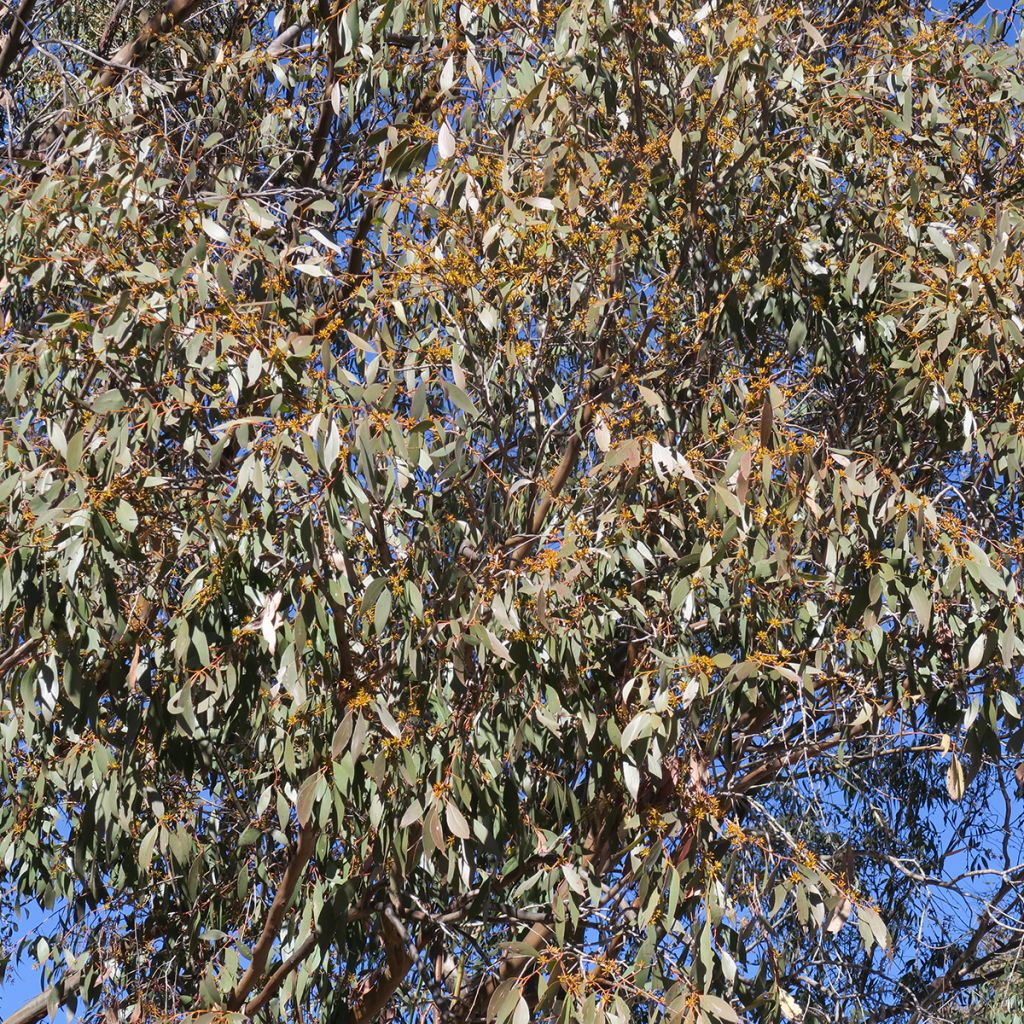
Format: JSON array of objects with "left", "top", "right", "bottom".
[
  {"left": 350, "top": 907, "right": 417, "bottom": 1024},
  {"left": 242, "top": 931, "right": 320, "bottom": 1018},
  {"left": 225, "top": 821, "right": 317, "bottom": 1010},
  {"left": 1, "top": 971, "right": 82, "bottom": 1024},
  {"left": 95, "top": 0, "right": 199, "bottom": 88},
  {"left": 0, "top": 0, "right": 35, "bottom": 78},
  {"left": 450, "top": 815, "right": 620, "bottom": 1023}
]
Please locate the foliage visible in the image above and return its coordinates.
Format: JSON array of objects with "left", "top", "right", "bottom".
[
  {"left": 940, "top": 957, "right": 1024, "bottom": 1024},
  {"left": 1, "top": 0, "right": 1024, "bottom": 1022}
]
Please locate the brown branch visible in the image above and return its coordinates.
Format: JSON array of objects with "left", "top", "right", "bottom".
[
  {"left": 296, "top": 0, "right": 347, "bottom": 190},
  {"left": 514, "top": 256, "right": 671, "bottom": 561},
  {"left": 725, "top": 702, "right": 892, "bottom": 799},
  {"left": 523, "top": 339, "right": 615, "bottom": 542},
  {"left": 242, "top": 930, "right": 320, "bottom": 1017},
  {"left": 95, "top": 0, "right": 132, "bottom": 57},
  {"left": 32, "top": 0, "right": 202, "bottom": 154},
  {"left": 225, "top": 821, "right": 317, "bottom": 1010},
  {"left": 94, "top": 0, "right": 199, "bottom": 89},
  {"left": 350, "top": 906, "right": 417, "bottom": 1024},
  {"left": 451, "top": 813, "right": 621, "bottom": 1023},
  {"left": 0, "top": 637, "right": 42, "bottom": 676},
  {"left": 866, "top": 896, "right": 1011, "bottom": 1024},
  {"left": 0, "top": 0, "right": 36, "bottom": 79},
  {"left": 911, "top": 897, "right": 1006, "bottom": 1005}
]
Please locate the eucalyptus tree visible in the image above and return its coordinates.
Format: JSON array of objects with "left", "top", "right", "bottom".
[{"left": 2, "top": 0, "right": 1024, "bottom": 1022}]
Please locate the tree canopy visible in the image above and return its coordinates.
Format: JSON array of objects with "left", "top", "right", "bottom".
[{"left": 1, "top": 0, "right": 1024, "bottom": 1021}]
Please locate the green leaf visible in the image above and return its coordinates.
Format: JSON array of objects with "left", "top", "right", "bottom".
[
  {"left": 375, "top": 699, "right": 402, "bottom": 738},
  {"left": 138, "top": 825, "right": 160, "bottom": 874},
  {"left": 620, "top": 712, "right": 652, "bottom": 751},
  {"left": 296, "top": 773, "right": 319, "bottom": 825},
  {"left": 437, "top": 120, "right": 457, "bottom": 160},
  {"left": 487, "top": 979, "right": 519, "bottom": 1024},
  {"left": 669, "top": 126, "right": 684, "bottom": 165},
  {"left": 700, "top": 994, "right": 741, "bottom": 1023},
  {"left": 967, "top": 633, "right": 987, "bottom": 671},
  {"left": 858, "top": 905, "right": 890, "bottom": 951},
  {"left": 446, "top": 383, "right": 479, "bottom": 417},
  {"left": 115, "top": 500, "right": 138, "bottom": 532},
  {"left": 561, "top": 861, "right": 586, "bottom": 895},
  {"left": 445, "top": 801, "right": 471, "bottom": 840},
  {"left": 910, "top": 585, "right": 931, "bottom": 632},
  {"left": 374, "top": 586, "right": 392, "bottom": 635},
  {"left": 201, "top": 217, "right": 231, "bottom": 243},
  {"left": 779, "top": 987, "right": 804, "bottom": 1021}
]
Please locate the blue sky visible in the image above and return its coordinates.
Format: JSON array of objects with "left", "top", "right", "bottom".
[{"left": 2, "top": 903, "right": 55, "bottom": 1021}]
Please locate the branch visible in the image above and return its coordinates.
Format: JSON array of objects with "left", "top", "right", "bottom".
[
  {"left": 95, "top": 0, "right": 132, "bottom": 57},
  {"left": 225, "top": 821, "right": 317, "bottom": 1010},
  {"left": 866, "top": 888, "right": 1013, "bottom": 1024},
  {"left": 0, "top": 0, "right": 35, "bottom": 78},
  {"left": 31, "top": 0, "right": 202, "bottom": 153},
  {"left": 0, "top": 637, "right": 42, "bottom": 677},
  {"left": 242, "top": 931, "right": 320, "bottom": 1018},
  {"left": 724, "top": 703, "right": 890, "bottom": 799},
  {"left": 450, "top": 814, "right": 621, "bottom": 1023},
  {"left": 350, "top": 906, "right": 417, "bottom": 1024},
  {"left": 514, "top": 258, "right": 669, "bottom": 561},
  {"left": 1, "top": 970, "right": 83, "bottom": 1024},
  {"left": 94, "top": 0, "right": 199, "bottom": 88},
  {"left": 266, "top": 23, "right": 303, "bottom": 57},
  {"left": 241, "top": 903, "right": 380, "bottom": 1017}
]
